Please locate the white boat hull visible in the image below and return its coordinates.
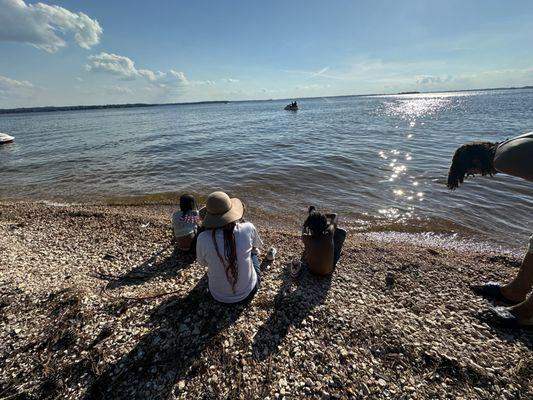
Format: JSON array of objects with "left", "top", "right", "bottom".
[{"left": 0, "top": 132, "right": 15, "bottom": 143}]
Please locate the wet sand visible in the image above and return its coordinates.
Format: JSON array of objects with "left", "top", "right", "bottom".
[{"left": 0, "top": 201, "right": 531, "bottom": 399}]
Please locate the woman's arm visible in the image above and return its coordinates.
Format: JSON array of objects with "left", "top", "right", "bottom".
[
  {"left": 195, "top": 234, "right": 208, "bottom": 267},
  {"left": 250, "top": 223, "right": 264, "bottom": 249}
]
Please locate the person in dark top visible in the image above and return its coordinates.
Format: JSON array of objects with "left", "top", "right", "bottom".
[{"left": 300, "top": 206, "right": 346, "bottom": 275}]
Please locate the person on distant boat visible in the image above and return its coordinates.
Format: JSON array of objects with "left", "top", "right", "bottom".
[
  {"left": 447, "top": 131, "right": 533, "bottom": 327},
  {"left": 196, "top": 191, "right": 263, "bottom": 303},
  {"left": 297, "top": 206, "right": 346, "bottom": 276},
  {"left": 171, "top": 194, "right": 201, "bottom": 253}
]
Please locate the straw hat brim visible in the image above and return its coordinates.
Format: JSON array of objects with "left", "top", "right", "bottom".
[{"left": 200, "top": 197, "right": 244, "bottom": 228}]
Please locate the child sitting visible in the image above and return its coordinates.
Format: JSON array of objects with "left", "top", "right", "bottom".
[
  {"left": 171, "top": 194, "right": 201, "bottom": 252},
  {"left": 301, "top": 206, "right": 346, "bottom": 275}
]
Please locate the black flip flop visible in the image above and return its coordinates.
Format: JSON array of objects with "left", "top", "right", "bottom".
[
  {"left": 470, "top": 282, "right": 520, "bottom": 305},
  {"left": 489, "top": 306, "right": 533, "bottom": 329}
]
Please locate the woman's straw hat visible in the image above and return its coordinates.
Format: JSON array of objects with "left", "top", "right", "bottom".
[{"left": 200, "top": 191, "right": 244, "bottom": 228}]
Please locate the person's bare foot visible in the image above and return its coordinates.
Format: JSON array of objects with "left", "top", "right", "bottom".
[
  {"left": 470, "top": 282, "right": 523, "bottom": 304},
  {"left": 500, "top": 283, "right": 530, "bottom": 303},
  {"left": 490, "top": 294, "right": 533, "bottom": 327}
]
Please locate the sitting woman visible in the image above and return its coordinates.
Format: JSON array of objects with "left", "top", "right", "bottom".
[
  {"left": 171, "top": 194, "right": 201, "bottom": 252},
  {"left": 196, "top": 191, "right": 263, "bottom": 304},
  {"left": 301, "top": 206, "right": 346, "bottom": 275}
]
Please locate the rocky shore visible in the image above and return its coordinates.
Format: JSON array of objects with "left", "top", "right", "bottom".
[{"left": 0, "top": 202, "right": 531, "bottom": 399}]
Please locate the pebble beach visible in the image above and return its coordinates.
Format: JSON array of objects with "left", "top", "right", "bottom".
[{"left": 1, "top": 201, "right": 532, "bottom": 399}]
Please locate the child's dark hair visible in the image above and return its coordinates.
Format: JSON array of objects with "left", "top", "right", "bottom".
[
  {"left": 303, "top": 210, "right": 330, "bottom": 237},
  {"left": 180, "top": 194, "right": 196, "bottom": 215},
  {"left": 447, "top": 142, "right": 498, "bottom": 190}
]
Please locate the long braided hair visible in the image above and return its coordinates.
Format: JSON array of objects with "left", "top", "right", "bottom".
[{"left": 212, "top": 222, "right": 238, "bottom": 293}]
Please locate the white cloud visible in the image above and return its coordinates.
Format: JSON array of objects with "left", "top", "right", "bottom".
[
  {"left": 191, "top": 79, "right": 215, "bottom": 86},
  {"left": 313, "top": 67, "right": 329, "bottom": 76},
  {"left": 415, "top": 75, "right": 453, "bottom": 85},
  {"left": 167, "top": 70, "right": 189, "bottom": 86},
  {"left": 285, "top": 66, "right": 334, "bottom": 79},
  {"left": 0, "top": 74, "right": 35, "bottom": 98},
  {"left": 296, "top": 83, "right": 331, "bottom": 90},
  {"left": 86, "top": 53, "right": 190, "bottom": 89},
  {"left": 0, "top": 0, "right": 102, "bottom": 52},
  {"left": 86, "top": 52, "right": 138, "bottom": 79},
  {"left": 222, "top": 78, "right": 240, "bottom": 83},
  {"left": 106, "top": 86, "right": 133, "bottom": 95}
]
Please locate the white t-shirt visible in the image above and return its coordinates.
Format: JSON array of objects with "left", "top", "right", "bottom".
[{"left": 196, "top": 222, "right": 263, "bottom": 303}]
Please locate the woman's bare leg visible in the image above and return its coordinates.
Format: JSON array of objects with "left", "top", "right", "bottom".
[
  {"left": 501, "top": 236, "right": 533, "bottom": 302},
  {"left": 506, "top": 292, "right": 533, "bottom": 322}
]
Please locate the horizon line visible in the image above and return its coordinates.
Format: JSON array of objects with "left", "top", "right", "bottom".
[{"left": 1, "top": 85, "right": 532, "bottom": 114}]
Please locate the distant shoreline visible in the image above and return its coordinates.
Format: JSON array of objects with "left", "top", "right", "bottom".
[
  {"left": 0, "top": 100, "right": 230, "bottom": 115},
  {"left": 0, "top": 85, "right": 531, "bottom": 116}
]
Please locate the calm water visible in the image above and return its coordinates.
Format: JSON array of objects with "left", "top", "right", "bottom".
[{"left": 1, "top": 90, "right": 532, "bottom": 247}]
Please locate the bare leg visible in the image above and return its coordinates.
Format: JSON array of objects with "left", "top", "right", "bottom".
[
  {"left": 507, "top": 292, "right": 533, "bottom": 322},
  {"left": 501, "top": 237, "right": 533, "bottom": 302}
]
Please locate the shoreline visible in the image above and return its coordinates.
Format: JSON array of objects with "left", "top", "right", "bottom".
[
  {"left": 1, "top": 201, "right": 531, "bottom": 399},
  {"left": 1, "top": 196, "right": 524, "bottom": 252}
]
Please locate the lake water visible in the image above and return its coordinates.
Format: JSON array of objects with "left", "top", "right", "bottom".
[{"left": 1, "top": 90, "right": 532, "bottom": 247}]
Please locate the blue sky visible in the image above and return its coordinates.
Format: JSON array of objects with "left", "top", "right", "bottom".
[{"left": 0, "top": 0, "right": 532, "bottom": 107}]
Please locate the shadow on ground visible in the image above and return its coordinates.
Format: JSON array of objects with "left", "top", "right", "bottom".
[
  {"left": 85, "top": 274, "right": 248, "bottom": 399},
  {"left": 98, "top": 246, "right": 195, "bottom": 290},
  {"left": 478, "top": 311, "right": 533, "bottom": 351},
  {"left": 252, "top": 266, "right": 332, "bottom": 361}
]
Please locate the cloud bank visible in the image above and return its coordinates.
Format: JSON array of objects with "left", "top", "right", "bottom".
[
  {"left": 0, "top": 0, "right": 102, "bottom": 52},
  {"left": 86, "top": 52, "right": 189, "bottom": 89},
  {"left": 0, "top": 74, "right": 35, "bottom": 98}
]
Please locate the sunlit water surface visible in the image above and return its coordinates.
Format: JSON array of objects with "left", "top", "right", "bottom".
[{"left": 1, "top": 89, "right": 532, "bottom": 247}]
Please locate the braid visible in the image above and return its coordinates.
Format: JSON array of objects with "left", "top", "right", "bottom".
[
  {"left": 223, "top": 224, "right": 238, "bottom": 292},
  {"left": 212, "top": 222, "right": 238, "bottom": 293}
]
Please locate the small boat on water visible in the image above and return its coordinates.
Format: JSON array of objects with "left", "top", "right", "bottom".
[
  {"left": 284, "top": 101, "right": 299, "bottom": 111},
  {"left": 0, "top": 133, "right": 14, "bottom": 144}
]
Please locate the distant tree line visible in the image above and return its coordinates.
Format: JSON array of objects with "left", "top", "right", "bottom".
[{"left": 0, "top": 101, "right": 230, "bottom": 115}]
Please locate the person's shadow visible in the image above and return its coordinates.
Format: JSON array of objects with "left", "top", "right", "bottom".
[
  {"left": 252, "top": 265, "right": 332, "bottom": 361},
  {"left": 97, "top": 245, "right": 195, "bottom": 290},
  {"left": 84, "top": 274, "right": 247, "bottom": 399}
]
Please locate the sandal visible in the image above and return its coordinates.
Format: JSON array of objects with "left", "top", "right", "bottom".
[
  {"left": 489, "top": 306, "right": 533, "bottom": 328},
  {"left": 290, "top": 259, "right": 302, "bottom": 278},
  {"left": 470, "top": 282, "right": 520, "bottom": 305}
]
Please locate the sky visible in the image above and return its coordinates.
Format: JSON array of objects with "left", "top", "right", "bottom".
[{"left": 0, "top": 0, "right": 533, "bottom": 108}]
